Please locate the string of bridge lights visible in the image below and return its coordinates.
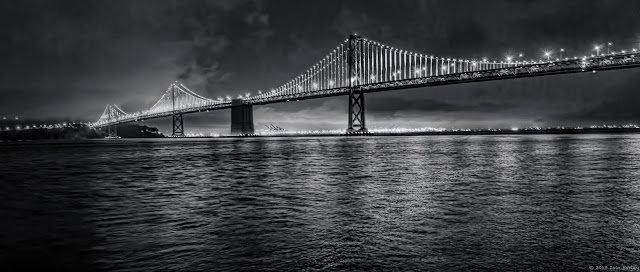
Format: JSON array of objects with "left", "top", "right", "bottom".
[
  {"left": 93, "top": 83, "right": 229, "bottom": 127},
  {"left": 248, "top": 36, "right": 637, "bottom": 101},
  {"left": 89, "top": 35, "right": 639, "bottom": 128}
]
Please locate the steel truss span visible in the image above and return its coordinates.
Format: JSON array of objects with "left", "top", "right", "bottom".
[{"left": 89, "top": 34, "right": 640, "bottom": 129}]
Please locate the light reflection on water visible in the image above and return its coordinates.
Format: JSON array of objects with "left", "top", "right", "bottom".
[{"left": 1, "top": 134, "right": 640, "bottom": 271}]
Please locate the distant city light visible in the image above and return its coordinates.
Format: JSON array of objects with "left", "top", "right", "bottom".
[{"left": 543, "top": 50, "right": 552, "bottom": 62}]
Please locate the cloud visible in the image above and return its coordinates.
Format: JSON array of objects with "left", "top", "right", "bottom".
[{"left": 162, "top": 0, "right": 276, "bottom": 93}]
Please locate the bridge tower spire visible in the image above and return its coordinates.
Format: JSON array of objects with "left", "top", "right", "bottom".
[
  {"left": 171, "top": 83, "right": 184, "bottom": 137},
  {"left": 347, "top": 34, "right": 367, "bottom": 134}
]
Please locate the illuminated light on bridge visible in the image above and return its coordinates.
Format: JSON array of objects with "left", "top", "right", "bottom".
[
  {"left": 594, "top": 45, "right": 602, "bottom": 56},
  {"left": 87, "top": 34, "right": 640, "bottom": 137}
]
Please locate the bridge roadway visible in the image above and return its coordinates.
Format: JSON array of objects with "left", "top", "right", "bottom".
[
  {"left": 249, "top": 53, "right": 640, "bottom": 105},
  {"left": 95, "top": 51, "right": 640, "bottom": 132}
]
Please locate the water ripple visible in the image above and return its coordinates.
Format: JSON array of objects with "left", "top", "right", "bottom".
[{"left": 1, "top": 134, "right": 640, "bottom": 271}]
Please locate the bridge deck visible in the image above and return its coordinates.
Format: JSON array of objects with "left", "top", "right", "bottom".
[{"left": 92, "top": 51, "right": 640, "bottom": 128}]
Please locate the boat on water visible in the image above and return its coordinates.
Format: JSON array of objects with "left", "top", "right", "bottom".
[{"left": 105, "top": 136, "right": 121, "bottom": 139}]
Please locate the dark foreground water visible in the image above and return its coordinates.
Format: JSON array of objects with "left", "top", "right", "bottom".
[{"left": 1, "top": 134, "right": 640, "bottom": 271}]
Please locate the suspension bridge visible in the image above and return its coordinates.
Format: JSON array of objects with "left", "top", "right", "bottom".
[{"left": 89, "top": 34, "right": 640, "bottom": 137}]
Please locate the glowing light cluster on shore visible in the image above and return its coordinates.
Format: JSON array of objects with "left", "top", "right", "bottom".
[
  {"left": 0, "top": 122, "right": 86, "bottom": 132},
  {"left": 169, "top": 124, "right": 640, "bottom": 138}
]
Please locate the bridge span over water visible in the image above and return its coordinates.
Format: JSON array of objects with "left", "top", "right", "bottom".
[{"left": 89, "top": 34, "right": 640, "bottom": 137}]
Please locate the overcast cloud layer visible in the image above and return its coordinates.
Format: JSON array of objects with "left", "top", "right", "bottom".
[{"left": 2, "top": 0, "right": 640, "bottom": 133}]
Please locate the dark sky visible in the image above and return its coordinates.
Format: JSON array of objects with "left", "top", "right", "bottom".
[{"left": 3, "top": 0, "right": 640, "bottom": 133}]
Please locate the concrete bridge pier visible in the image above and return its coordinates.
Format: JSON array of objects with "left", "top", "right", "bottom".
[{"left": 231, "top": 99, "right": 254, "bottom": 136}]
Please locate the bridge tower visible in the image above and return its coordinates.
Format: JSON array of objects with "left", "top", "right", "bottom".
[
  {"left": 230, "top": 99, "right": 254, "bottom": 136},
  {"left": 171, "top": 84, "right": 184, "bottom": 137},
  {"left": 347, "top": 34, "right": 367, "bottom": 134},
  {"left": 107, "top": 124, "right": 118, "bottom": 138},
  {"left": 172, "top": 114, "right": 184, "bottom": 136},
  {"left": 107, "top": 106, "right": 118, "bottom": 138}
]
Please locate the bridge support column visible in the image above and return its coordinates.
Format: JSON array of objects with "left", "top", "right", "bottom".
[
  {"left": 345, "top": 33, "right": 367, "bottom": 134},
  {"left": 172, "top": 113, "right": 184, "bottom": 137},
  {"left": 108, "top": 124, "right": 118, "bottom": 138},
  {"left": 347, "top": 92, "right": 367, "bottom": 133},
  {"left": 231, "top": 99, "right": 254, "bottom": 136}
]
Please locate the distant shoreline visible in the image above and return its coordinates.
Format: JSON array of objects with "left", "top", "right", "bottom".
[
  {"left": 2, "top": 127, "right": 639, "bottom": 142},
  {"left": 350, "top": 128, "right": 640, "bottom": 137},
  {"left": 190, "top": 128, "right": 640, "bottom": 138}
]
